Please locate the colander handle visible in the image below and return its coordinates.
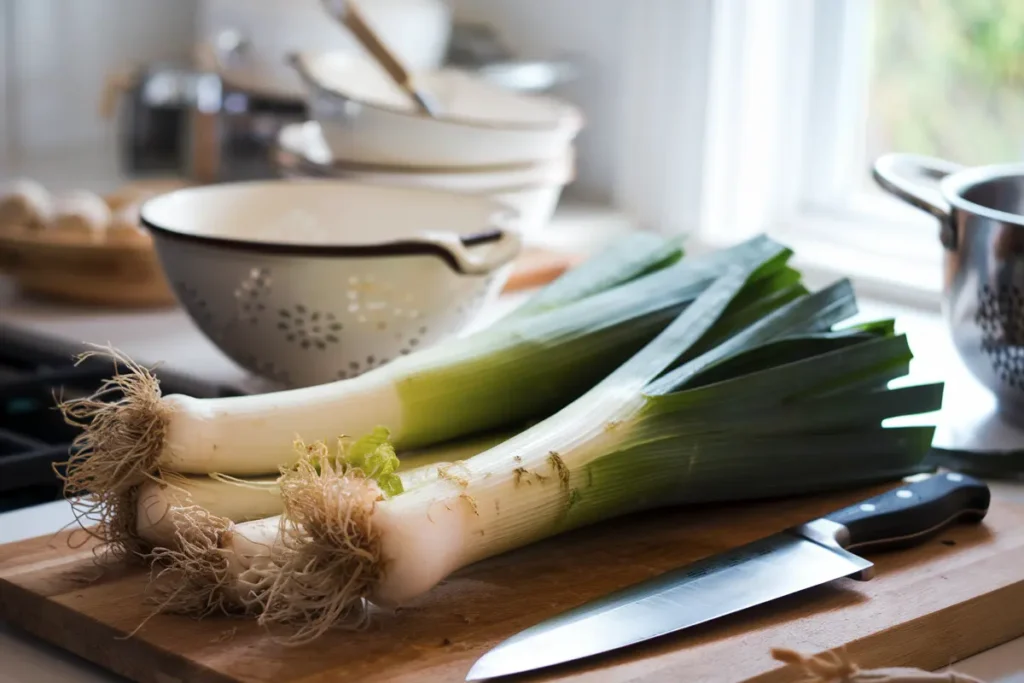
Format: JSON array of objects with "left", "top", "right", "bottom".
[
  {"left": 418, "top": 228, "right": 523, "bottom": 276},
  {"left": 872, "top": 153, "right": 964, "bottom": 248}
]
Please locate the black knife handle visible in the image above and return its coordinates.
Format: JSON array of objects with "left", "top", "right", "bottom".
[{"left": 824, "top": 472, "right": 990, "bottom": 553}]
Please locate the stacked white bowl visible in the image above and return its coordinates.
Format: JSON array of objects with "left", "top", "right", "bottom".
[{"left": 280, "top": 50, "right": 584, "bottom": 241}]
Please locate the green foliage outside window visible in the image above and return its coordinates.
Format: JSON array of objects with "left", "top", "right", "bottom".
[{"left": 867, "top": 0, "right": 1024, "bottom": 166}]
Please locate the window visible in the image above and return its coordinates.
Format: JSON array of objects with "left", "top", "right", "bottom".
[
  {"left": 693, "top": 0, "right": 952, "bottom": 308},
  {"left": 684, "top": 0, "right": 1024, "bottom": 308},
  {"left": 779, "top": 0, "right": 1024, "bottom": 307},
  {"left": 867, "top": 0, "right": 1024, "bottom": 170},
  {"left": 468, "top": 0, "right": 1023, "bottom": 308}
]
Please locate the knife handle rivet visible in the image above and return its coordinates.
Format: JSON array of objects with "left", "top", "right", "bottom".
[
  {"left": 859, "top": 503, "right": 876, "bottom": 512},
  {"left": 946, "top": 472, "right": 963, "bottom": 482},
  {"left": 896, "top": 490, "right": 914, "bottom": 499}
]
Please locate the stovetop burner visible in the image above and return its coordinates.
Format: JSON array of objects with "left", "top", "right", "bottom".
[{"left": 0, "top": 326, "right": 243, "bottom": 513}]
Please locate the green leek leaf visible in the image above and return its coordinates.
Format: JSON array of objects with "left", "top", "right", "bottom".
[
  {"left": 394, "top": 235, "right": 791, "bottom": 447},
  {"left": 647, "top": 278, "right": 859, "bottom": 396},
  {"left": 506, "top": 232, "right": 684, "bottom": 321},
  {"left": 674, "top": 328, "right": 891, "bottom": 391}
]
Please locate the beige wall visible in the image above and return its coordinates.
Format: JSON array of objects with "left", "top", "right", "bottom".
[{"left": 449, "top": 0, "right": 627, "bottom": 204}]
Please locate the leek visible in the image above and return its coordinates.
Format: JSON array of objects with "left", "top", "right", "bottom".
[
  {"left": 135, "top": 474, "right": 282, "bottom": 549},
  {"left": 134, "top": 428, "right": 517, "bottom": 549},
  {"left": 57, "top": 234, "right": 780, "bottom": 556},
  {"left": 149, "top": 252, "right": 942, "bottom": 643},
  {"left": 501, "top": 232, "right": 683, "bottom": 320}
]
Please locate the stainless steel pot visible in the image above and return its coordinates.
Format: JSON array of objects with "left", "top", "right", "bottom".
[
  {"left": 106, "top": 62, "right": 307, "bottom": 183},
  {"left": 874, "top": 153, "right": 1024, "bottom": 420}
]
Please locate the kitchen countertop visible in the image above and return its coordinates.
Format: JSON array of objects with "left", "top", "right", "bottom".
[{"left": 3, "top": 277, "right": 1024, "bottom": 681}]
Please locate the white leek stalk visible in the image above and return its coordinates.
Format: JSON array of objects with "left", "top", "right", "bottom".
[
  {"left": 131, "top": 428, "right": 516, "bottom": 557},
  {"left": 135, "top": 474, "right": 281, "bottom": 548}
]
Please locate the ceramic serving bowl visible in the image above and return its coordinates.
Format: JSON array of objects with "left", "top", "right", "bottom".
[
  {"left": 273, "top": 121, "right": 574, "bottom": 240},
  {"left": 289, "top": 51, "right": 584, "bottom": 168},
  {"left": 140, "top": 180, "right": 521, "bottom": 387}
]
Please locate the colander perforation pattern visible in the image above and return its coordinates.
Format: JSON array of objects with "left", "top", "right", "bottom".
[
  {"left": 154, "top": 241, "right": 512, "bottom": 389},
  {"left": 277, "top": 306, "right": 344, "bottom": 350},
  {"left": 976, "top": 282, "right": 1024, "bottom": 389},
  {"left": 234, "top": 267, "right": 272, "bottom": 326},
  {"left": 165, "top": 256, "right": 496, "bottom": 388},
  {"left": 176, "top": 282, "right": 213, "bottom": 328}
]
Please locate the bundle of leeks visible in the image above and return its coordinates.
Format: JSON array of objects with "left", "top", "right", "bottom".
[
  {"left": 62, "top": 232, "right": 796, "bottom": 557},
  {"left": 141, "top": 240, "right": 942, "bottom": 643}
]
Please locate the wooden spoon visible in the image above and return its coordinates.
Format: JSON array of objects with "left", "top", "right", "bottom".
[{"left": 320, "top": 0, "right": 440, "bottom": 116}]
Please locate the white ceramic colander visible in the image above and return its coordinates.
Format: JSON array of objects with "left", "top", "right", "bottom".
[{"left": 141, "top": 180, "right": 521, "bottom": 387}]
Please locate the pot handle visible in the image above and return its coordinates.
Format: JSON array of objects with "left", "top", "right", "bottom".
[
  {"left": 418, "top": 227, "right": 523, "bottom": 276},
  {"left": 871, "top": 153, "right": 965, "bottom": 220},
  {"left": 872, "top": 153, "right": 964, "bottom": 249}
]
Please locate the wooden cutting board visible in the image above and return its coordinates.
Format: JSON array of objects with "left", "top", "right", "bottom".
[{"left": 2, "top": 481, "right": 1024, "bottom": 683}]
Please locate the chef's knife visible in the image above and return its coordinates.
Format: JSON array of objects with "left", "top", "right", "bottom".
[{"left": 466, "top": 472, "right": 990, "bottom": 681}]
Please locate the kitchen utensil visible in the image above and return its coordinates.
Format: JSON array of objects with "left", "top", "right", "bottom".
[
  {"left": 273, "top": 121, "right": 574, "bottom": 239},
  {"left": 140, "top": 179, "right": 521, "bottom": 387},
  {"left": 289, "top": 51, "right": 584, "bottom": 168},
  {"left": 473, "top": 60, "right": 579, "bottom": 95},
  {"left": 101, "top": 62, "right": 201, "bottom": 175},
  {"left": 2, "top": 479, "right": 1018, "bottom": 683},
  {"left": 468, "top": 472, "right": 991, "bottom": 681},
  {"left": 321, "top": 0, "right": 440, "bottom": 116},
  {"left": 446, "top": 22, "right": 580, "bottom": 94},
  {"left": 874, "top": 154, "right": 1024, "bottom": 422},
  {"left": 102, "top": 60, "right": 307, "bottom": 183},
  {"left": 104, "top": 17, "right": 556, "bottom": 183},
  {"left": 196, "top": 0, "right": 451, "bottom": 101}
]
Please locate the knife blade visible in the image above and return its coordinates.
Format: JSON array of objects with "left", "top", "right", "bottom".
[{"left": 466, "top": 472, "right": 991, "bottom": 681}]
